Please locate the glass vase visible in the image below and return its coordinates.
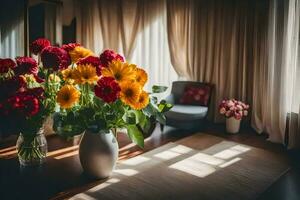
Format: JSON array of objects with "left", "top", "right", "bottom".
[{"left": 16, "top": 129, "right": 48, "bottom": 166}]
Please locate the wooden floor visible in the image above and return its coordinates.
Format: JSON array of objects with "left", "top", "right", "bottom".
[{"left": 0, "top": 123, "right": 300, "bottom": 200}]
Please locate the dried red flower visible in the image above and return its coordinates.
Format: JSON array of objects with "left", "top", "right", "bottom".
[
  {"left": 77, "top": 56, "right": 102, "bottom": 76},
  {"left": 61, "top": 43, "right": 81, "bottom": 52},
  {"left": 94, "top": 77, "right": 121, "bottom": 103},
  {"left": 0, "top": 58, "right": 16, "bottom": 74},
  {"left": 41, "top": 46, "right": 71, "bottom": 71},
  {"left": 14, "top": 57, "right": 38, "bottom": 76},
  {"left": 99, "top": 49, "right": 124, "bottom": 68},
  {"left": 30, "top": 38, "right": 51, "bottom": 55}
]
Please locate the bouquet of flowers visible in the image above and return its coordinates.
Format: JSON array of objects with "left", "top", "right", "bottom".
[
  {"left": 219, "top": 99, "right": 249, "bottom": 120},
  {"left": 0, "top": 38, "right": 67, "bottom": 165},
  {"left": 0, "top": 37, "right": 171, "bottom": 167},
  {"left": 52, "top": 44, "right": 172, "bottom": 148}
]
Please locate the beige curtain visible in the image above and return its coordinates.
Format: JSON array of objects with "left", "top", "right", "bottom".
[
  {"left": 75, "top": 0, "right": 146, "bottom": 58},
  {"left": 0, "top": 0, "right": 24, "bottom": 58},
  {"left": 167, "top": 0, "right": 268, "bottom": 122},
  {"left": 252, "top": 0, "right": 300, "bottom": 147},
  {"left": 130, "top": 0, "right": 178, "bottom": 92},
  {"left": 167, "top": 0, "right": 300, "bottom": 147},
  {"left": 75, "top": 0, "right": 178, "bottom": 91},
  {"left": 44, "top": 2, "right": 63, "bottom": 46}
]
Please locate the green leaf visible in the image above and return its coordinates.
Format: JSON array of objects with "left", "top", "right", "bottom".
[
  {"left": 158, "top": 101, "right": 173, "bottom": 113},
  {"left": 123, "top": 110, "right": 138, "bottom": 124},
  {"left": 143, "top": 102, "right": 166, "bottom": 125},
  {"left": 150, "top": 96, "right": 158, "bottom": 104},
  {"left": 152, "top": 85, "right": 168, "bottom": 93},
  {"left": 134, "top": 110, "right": 147, "bottom": 124},
  {"left": 126, "top": 125, "right": 144, "bottom": 148},
  {"left": 155, "top": 111, "right": 166, "bottom": 125}
]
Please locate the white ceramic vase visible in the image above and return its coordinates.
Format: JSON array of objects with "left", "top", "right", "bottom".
[
  {"left": 226, "top": 117, "right": 241, "bottom": 134},
  {"left": 79, "top": 130, "right": 119, "bottom": 179}
]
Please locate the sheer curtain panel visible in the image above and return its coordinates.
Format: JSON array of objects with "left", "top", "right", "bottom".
[{"left": 0, "top": 0, "right": 25, "bottom": 58}]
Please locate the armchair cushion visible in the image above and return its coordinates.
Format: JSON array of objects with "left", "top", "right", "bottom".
[
  {"left": 179, "top": 84, "right": 211, "bottom": 106},
  {"left": 165, "top": 104, "right": 208, "bottom": 121}
]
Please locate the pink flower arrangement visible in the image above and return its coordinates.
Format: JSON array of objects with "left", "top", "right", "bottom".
[{"left": 219, "top": 99, "right": 249, "bottom": 120}]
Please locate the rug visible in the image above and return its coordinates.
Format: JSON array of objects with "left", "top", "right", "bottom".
[{"left": 70, "top": 133, "right": 290, "bottom": 200}]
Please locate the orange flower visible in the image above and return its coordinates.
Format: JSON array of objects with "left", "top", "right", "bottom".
[
  {"left": 120, "top": 82, "right": 141, "bottom": 108},
  {"left": 57, "top": 85, "right": 80, "bottom": 109},
  {"left": 68, "top": 46, "right": 94, "bottom": 63},
  {"left": 101, "top": 60, "right": 136, "bottom": 84},
  {"left": 131, "top": 91, "right": 149, "bottom": 110},
  {"left": 73, "top": 64, "right": 99, "bottom": 85},
  {"left": 134, "top": 68, "right": 148, "bottom": 86}
]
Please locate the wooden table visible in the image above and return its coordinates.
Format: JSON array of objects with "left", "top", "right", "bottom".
[{"left": 0, "top": 126, "right": 196, "bottom": 200}]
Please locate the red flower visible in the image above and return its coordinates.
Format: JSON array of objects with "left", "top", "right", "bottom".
[
  {"left": 41, "top": 46, "right": 71, "bottom": 71},
  {"left": 34, "top": 75, "right": 45, "bottom": 83},
  {"left": 0, "top": 58, "right": 16, "bottom": 74},
  {"left": 30, "top": 38, "right": 51, "bottom": 55},
  {"left": 7, "top": 93, "right": 40, "bottom": 117},
  {"left": 14, "top": 57, "right": 38, "bottom": 76},
  {"left": 99, "top": 49, "right": 124, "bottom": 68},
  {"left": 0, "top": 76, "right": 26, "bottom": 101},
  {"left": 77, "top": 56, "right": 102, "bottom": 76},
  {"left": 95, "top": 77, "right": 121, "bottom": 103},
  {"left": 62, "top": 43, "right": 81, "bottom": 52},
  {"left": 25, "top": 87, "right": 45, "bottom": 99}
]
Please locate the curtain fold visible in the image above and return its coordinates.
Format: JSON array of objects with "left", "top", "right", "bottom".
[
  {"left": 44, "top": 2, "right": 63, "bottom": 46},
  {"left": 167, "top": 0, "right": 300, "bottom": 147},
  {"left": 75, "top": 0, "right": 178, "bottom": 90},
  {"left": 167, "top": 0, "right": 268, "bottom": 122},
  {"left": 75, "top": 0, "right": 142, "bottom": 58},
  {"left": 252, "top": 0, "right": 300, "bottom": 147},
  {"left": 0, "top": 0, "right": 24, "bottom": 58},
  {"left": 130, "top": 0, "right": 178, "bottom": 92}
]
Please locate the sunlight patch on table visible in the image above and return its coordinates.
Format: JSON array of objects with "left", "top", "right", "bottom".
[
  {"left": 219, "top": 157, "right": 242, "bottom": 168},
  {"left": 169, "top": 145, "right": 193, "bottom": 154},
  {"left": 54, "top": 150, "right": 78, "bottom": 159},
  {"left": 71, "top": 193, "right": 97, "bottom": 200},
  {"left": 114, "top": 169, "right": 139, "bottom": 176},
  {"left": 190, "top": 152, "right": 224, "bottom": 166},
  {"left": 121, "top": 156, "right": 150, "bottom": 166},
  {"left": 154, "top": 150, "right": 181, "bottom": 160},
  {"left": 88, "top": 178, "right": 120, "bottom": 192},
  {"left": 213, "top": 149, "right": 241, "bottom": 160},
  {"left": 169, "top": 156, "right": 216, "bottom": 178}
]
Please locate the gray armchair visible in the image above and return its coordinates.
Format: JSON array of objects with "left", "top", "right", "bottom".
[{"left": 161, "top": 81, "right": 213, "bottom": 131}]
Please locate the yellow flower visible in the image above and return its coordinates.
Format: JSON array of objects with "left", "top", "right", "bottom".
[
  {"left": 57, "top": 85, "right": 80, "bottom": 109},
  {"left": 131, "top": 91, "right": 149, "bottom": 110},
  {"left": 101, "top": 60, "right": 136, "bottom": 84},
  {"left": 120, "top": 82, "right": 142, "bottom": 108},
  {"left": 68, "top": 46, "right": 94, "bottom": 63},
  {"left": 134, "top": 68, "right": 148, "bottom": 86},
  {"left": 73, "top": 64, "right": 99, "bottom": 85},
  {"left": 48, "top": 74, "right": 61, "bottom": 83},
  {"left": 61, "top": 68, "right": 75, "bottom": 84}
]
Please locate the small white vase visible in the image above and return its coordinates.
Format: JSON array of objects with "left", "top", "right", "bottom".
[
  {"left": 79, "top": 130, "right": 119, "bottom": 179},
  {"left": 226, "top": 117, "right": 241, "bottom": 134}
]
